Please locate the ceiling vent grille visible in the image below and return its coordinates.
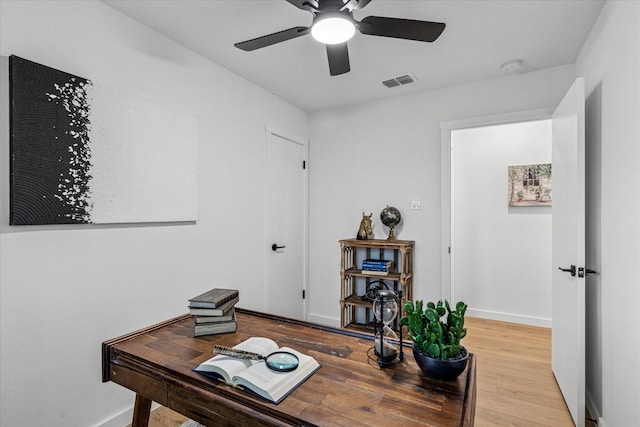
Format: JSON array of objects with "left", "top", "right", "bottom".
[{"left": 382, "top": 74, "right": 418, "bottom": 88}]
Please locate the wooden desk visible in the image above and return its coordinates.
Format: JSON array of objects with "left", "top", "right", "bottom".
[{"left": 102, "top": 308, "right": 476, "bottom": 427}]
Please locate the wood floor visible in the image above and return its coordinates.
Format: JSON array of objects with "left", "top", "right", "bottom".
[
  {"left": 464, "top": 317, "right": 576, "bottom": 426},
  {"left": 133, "top": 317, "right": 593, "bottom": 427}
]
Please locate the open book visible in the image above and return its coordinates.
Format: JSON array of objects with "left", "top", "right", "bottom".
[{"left": 193, "top": 337, "right": 320, "bottom": 404}]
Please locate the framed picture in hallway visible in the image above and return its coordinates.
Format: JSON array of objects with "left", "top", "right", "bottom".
[{"left": 507, "top": 163, "right": 552, "bottom": 207}]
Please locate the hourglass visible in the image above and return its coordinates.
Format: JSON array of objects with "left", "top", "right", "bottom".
[{"left": 371, "top": 289, "right": 404, "bottom": 367}]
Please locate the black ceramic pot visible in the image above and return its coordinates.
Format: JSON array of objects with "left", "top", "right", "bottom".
[{"left": 413, "top": 344, "right": 469, "bottom": 381}]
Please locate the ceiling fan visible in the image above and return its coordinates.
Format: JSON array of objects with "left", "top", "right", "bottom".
[{"left": 234, "top": 0, "right": 446, "bottom": 76}]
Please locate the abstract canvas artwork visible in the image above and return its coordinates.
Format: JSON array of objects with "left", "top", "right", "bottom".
[
  {"left": 507, "top": 163, "right": 552, "bottom": 207},
  {"left": 9, "top": 55, "right": 198, "bottom": 225}
]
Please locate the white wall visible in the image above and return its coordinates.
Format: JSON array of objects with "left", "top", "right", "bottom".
[
  {"left": 2, "top": 1, "right": 638, "bottom": 426},
  {"left": 308, "top": 66, "right": 575, "bottom": 326},
  {"left": 451, "top": 120, "right": 552, "bottom": 327},
  {"left": 574, "top": 2, "right": 640, "bottom": 426},
  {"left": 0, "top": 1, "right": 308, "bottom": 426}
]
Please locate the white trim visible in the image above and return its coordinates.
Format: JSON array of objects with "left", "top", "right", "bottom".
[
  {"left": 440, "top": 127, "right": 453, "bottom": 302},
  {"left": 266, "top": 125, "right": 309, "bottom": 148},
  {"left": 308, "top": 313, "right": 340, "bottom": 327},
  {"left": 467, "top": 309, "right": 551, "bottom": 328},
  {"left": 96, "top": 402, "right": 160, "bottom": 427},
  {"left": 440, "top": 108, "right": 554, "bottom": 308},
  {"left": 586, "top": 392, "right": 605, "bottom": 427},
  {"left": 440, "top": 107, "right": 553, "bottom": 130}
]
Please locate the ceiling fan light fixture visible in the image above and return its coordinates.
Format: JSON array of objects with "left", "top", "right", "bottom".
[
  {"left": 234, "top": 0, "right": 447, "bottom": 76},
  {"left": 311, "top": 16, "right": 356, "bottom": 44}
]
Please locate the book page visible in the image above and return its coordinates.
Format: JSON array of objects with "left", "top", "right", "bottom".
[
  {"left": 193, "top": 337, "right": 279, "bottom": 383},
  {"left": 232, "top": 361, "right": 285, "bottom": 397},
  {"left": 195, "top": 355, "right": 251, "bottom": 384},
  {"left": 232, "top": 347, "right": 320, "bottom": 403},
  {"left": 235, "top": 337, "right": 279, "bottom": 356}
]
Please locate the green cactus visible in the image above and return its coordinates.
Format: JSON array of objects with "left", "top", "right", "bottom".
[{"left": 400, "top": 299, "right": 468, "bottom": 360}]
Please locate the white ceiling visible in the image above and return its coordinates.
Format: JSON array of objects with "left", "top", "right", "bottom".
[{"left": 102, "top": 0, "right": 604, "bottom": 112}]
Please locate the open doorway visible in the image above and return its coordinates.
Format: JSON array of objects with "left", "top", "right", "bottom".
[{"left": 440, "top": 112, "right": 553, "bottom": 327}]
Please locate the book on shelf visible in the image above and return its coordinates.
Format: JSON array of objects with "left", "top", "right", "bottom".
[
  {"left": 194, "top": 311, "right": 237, "bottom": 336},
  {"left": 362, "top": 259, "right": 393, "bottom": 270},
  {"left": 363, "top": 270, "right": 389, "bottom": 276},
  {"left": 189, "top": 288, "right": 239, "bottom": 309},
  {"left": 193, "top": 337, "right": 321, "bottom": 404},
  {"left": 362, "top": 266, "right": 389, "bottom": 272},
  {"left": 194, "top": 308, "right": 236, "bottom": 324},
  {"left": 189, "top": 296, "right": 238, "bottom": 316}
]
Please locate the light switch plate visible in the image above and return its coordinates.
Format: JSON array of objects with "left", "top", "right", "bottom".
[{"left": 410, "top": 197, "right": 424, "bottom": 210}]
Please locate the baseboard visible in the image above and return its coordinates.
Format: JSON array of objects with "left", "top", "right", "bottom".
[
  {"left": 586, "top": 392, "right": 607, "bottom": 427},
  {"left": 309, "top": 309, "right": 550, "bottom": 329},
  {"left": 594, "top": 416, "right": 609, "bottom": 427},
  {"left": 95, "top": 405, "right": 133, "bottom": 427},
  {"left": 307, "top": 312, "right": 340, "bottom": 327},
  {"left": 466, "top": 308, "right": 551, "bottom": 328},
  {"left": 96, "top": 402, "right": 160, "bottom": 427}
]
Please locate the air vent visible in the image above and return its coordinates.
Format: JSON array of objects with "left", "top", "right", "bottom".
[
  {"left": 382, "top": 79, "right": 400, "bottom": 88},
  {"left": 382, "top": 73, "right": 418, "bottom": 88}
]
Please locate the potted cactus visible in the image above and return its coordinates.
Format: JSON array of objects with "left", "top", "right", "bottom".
[{"left": 400, "top": 299, "right": 469, "bottom": 380}]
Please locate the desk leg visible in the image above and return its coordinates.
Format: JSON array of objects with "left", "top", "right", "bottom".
[{"left": 132, "top": 393, "right": 152, "bottom": 427}]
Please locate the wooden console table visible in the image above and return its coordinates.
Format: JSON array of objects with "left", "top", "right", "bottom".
[{"left": 102, "top": 308, "right": 476, "bottom": 426}]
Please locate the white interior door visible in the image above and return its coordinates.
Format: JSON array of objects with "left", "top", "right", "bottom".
[
  {"left": 265, "top": 127, "right": 307, "bottom": 319},
  {"left": 551, "top": 78, "right": 586, "bottom": 427}
]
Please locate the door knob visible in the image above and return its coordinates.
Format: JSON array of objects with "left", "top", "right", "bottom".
[
  {"left": 578, "top": 267, "right": 598, "bottom": 278},
  {"left": 558, "top": 265, "right": 576, "bottom": 277},
  {"left": 271, "top": 244, "right": 285, "bottom": 252}
]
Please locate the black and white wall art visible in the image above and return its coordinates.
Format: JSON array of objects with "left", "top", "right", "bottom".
[{"left": 9, "top": 55, "right": 198, "bottom": 225}]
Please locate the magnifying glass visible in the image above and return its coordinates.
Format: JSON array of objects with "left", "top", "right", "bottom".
[{"left": 214, "top": 345, "right": 299, "bottom": 372}]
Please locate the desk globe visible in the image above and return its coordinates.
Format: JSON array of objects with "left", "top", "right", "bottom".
[{"left": 380, "top": 206, "right": 401, "bottom": 240}]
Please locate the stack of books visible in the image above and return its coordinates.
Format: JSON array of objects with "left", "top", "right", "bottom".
[
  {"left": 189, "top": 288, "right": 239, "bottom": 337},
  {"left": 362, "top": 259, "right": 393, "bottom": 275}
]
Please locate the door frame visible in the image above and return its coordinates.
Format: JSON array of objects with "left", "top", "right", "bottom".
[
  {"left": 264, "top": 124, "right": 309, "bottom": 319},
  {"left": 439, "top": 108, "right": 553, "bottom": 302}
]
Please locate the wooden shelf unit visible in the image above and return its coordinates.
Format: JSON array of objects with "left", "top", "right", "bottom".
[{"left": 339, "top": 238, "right": 414, "bottom": 333}]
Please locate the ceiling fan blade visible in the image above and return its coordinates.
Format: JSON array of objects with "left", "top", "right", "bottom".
[
  {"left": 359, "top": 16, "right": 446, "bottom": 42},
  {"left": 341, "top": 0, "right": 372, "bottom": 11},
  {"left": 235, "top": 27, "right": 310, "bottom": 51},
  {"left": 353, "top": 0, "right": 372, "bottom": 9},
  {"left": 326, "top": 43, "right": 350, "bottom": 76},
  {"left": 285, "top": 0, "right": 318, "bottom": 12}
]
